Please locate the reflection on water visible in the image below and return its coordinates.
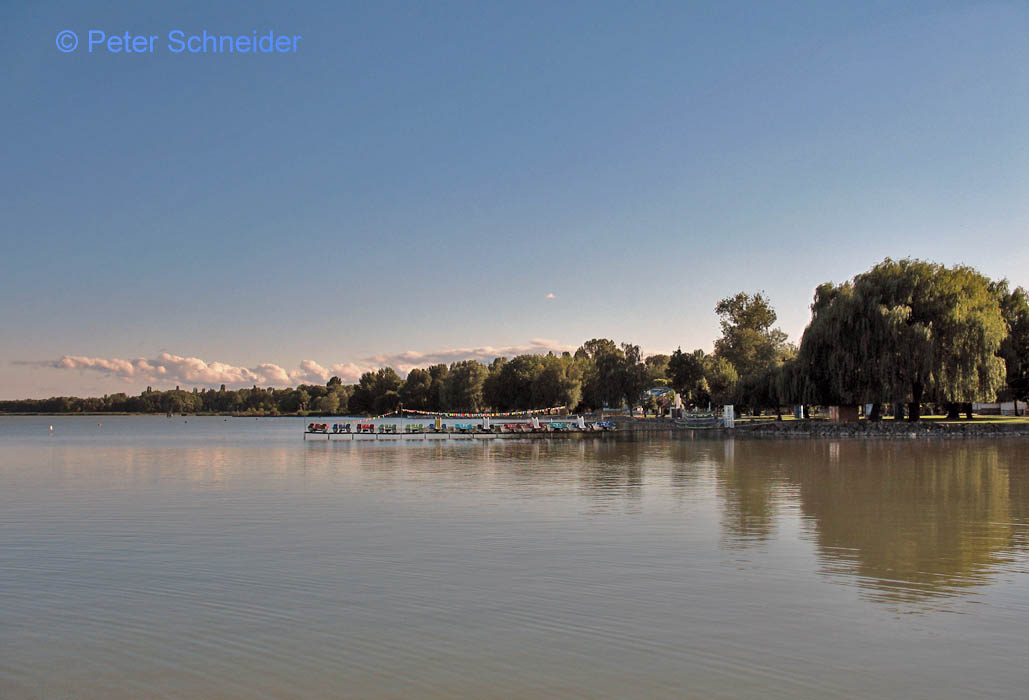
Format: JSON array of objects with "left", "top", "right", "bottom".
[
  {"left": 2, "top": 416, "right": 1029, "bottom": 699},
  {"left": 713, "top": 439, "right": 1029, "bottom": 607},
  {"left": 798, "top": 443, "right": 1014, "bottom": 605},
  {"left": 715, "top": 439, "right": 785, "bottom": 547}
]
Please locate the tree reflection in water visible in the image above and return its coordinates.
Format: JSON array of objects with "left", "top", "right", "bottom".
[{"left": 712, "top": 438, "right": 1029, "bottom": 606}]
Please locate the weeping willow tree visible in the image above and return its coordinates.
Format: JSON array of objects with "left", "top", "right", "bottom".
[
  {"left": 993, "top": 281, "right": 1029, "bottom": 401},
  {"left": 797, "top": 259, "right": 1007, "bottom": 420}
]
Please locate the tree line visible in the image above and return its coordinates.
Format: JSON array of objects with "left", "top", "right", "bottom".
[
  {"left": 666, "top": 259, "right": 1028, "bottom": 421},
  {"left": 4, "top": 258, "right": 1027, "bottom": 420},
  {"left": 0, "top": 341, "right": 660, "bottom": 417}
]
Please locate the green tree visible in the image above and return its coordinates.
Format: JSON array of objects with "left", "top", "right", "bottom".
[
  {"left": 373, "top": 390, "right": 401, "bottom": 415},
  {"left": 426, "top": 364, "right": 449, "bottom": 411},
  {"left": 577, "top": 339, "right": 624, "bottom": 410},
  {"left": 576, "top": 338, "right": 619, "bottom": 360},
  {"left": 441, "top": 360, "right": 488, "bottom": 411},
  {"left": 372, "top": 367, "right": 402, "bottom": 396},
  {"left": 493, "top": 355, "right": 545, "bottom": 410},
  {"left": 713, "top": 292, "right": 793, "bottom": 380},
  {"left": 702, "top": 355, "right": 739, "bottom": 407},
  {"left": 312, "top": 392, "right": 340, "bottom": 414},
  {"left": 400, "top": 368, "right": 433, "bottom": 409},
  {"left": 797, "top": 258, "right": 1007, "bottom": 420},
  {"left": 993, "top": 282, "right": 1029, "bottom": 401},
  {"left": 619, "top": 343, "right": 650, "bottom": 413},
  {"left": 644, "top": 354, "right": 670, "bottom": 384},
  {"left": 667, "top": 348, "right": 706, "bottom": 404},
  {"left": 531, "top": 354, "right": 582, "bottom": 410},
  {"left": 348, "top": 373, "right": 376, "bottom": 414},
  {"left": 482, "top": 357, "right": 508, "bottom": 409}
]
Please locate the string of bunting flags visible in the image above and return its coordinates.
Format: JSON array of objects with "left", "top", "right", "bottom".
[
  {"left": 366, "top": 410, "right": 402, "bottom": 420},
  {"left": 401, "top": 406, "right": 567, "bottom": 419}
]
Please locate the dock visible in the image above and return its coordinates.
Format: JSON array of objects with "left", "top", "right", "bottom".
[
  {"left": 304, "top": 418, "right": 618, "bottom": 441},
  {"left": 303, "top": 429, "right": 618, "bottom": 441}
]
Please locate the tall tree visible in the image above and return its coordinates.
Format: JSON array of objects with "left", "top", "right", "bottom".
[
  {"left": 482, "top": 357, "right": 508, "bottom": 409},
  {"left": 667, "top": 348, "right": 706, "bottom": 403},
  {"left": 400, "top": 368, "right": 433, "bottom": 409},
  {"left": 798, "top": 258, "right": 1007, "bottom": 420},
  {"left": 312, "top": 392, "right": 340, "bottom": 414},
  {"left": 713, "top": 292, "right": 792, "bottom": 380},
  {"left": 531, "top": 354, "right": 582, "bottom": 410},
  {"left": 492, "top": 355, "right": 545, "bottom": 410},
  {"left": 702, "top": 355, "right": 739, "bottom": 407},
  {"left": 619, "top": 343, "right": 650, "bottom": 412},
  {"left": 424, "top": 364, "right": 450, "bottom": 411},
  {"left": 644, "top": 354, "right": 671, "bottom": 385},
  {"left": 441, "top": 360, "right": 488, "bottom": 412},
  {"left": 577, "top": 339, "right": 624, "bottom": 410},
  {"left": 993, "top": 281, "right": 1029, "bottom": 401},
  {"left": 348, "top": 373, "right": 376, "bottom": 414}
]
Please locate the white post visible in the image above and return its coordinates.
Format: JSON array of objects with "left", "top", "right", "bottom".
[{"left": 723, "top": 405, "right": 735, "bottom": 429}]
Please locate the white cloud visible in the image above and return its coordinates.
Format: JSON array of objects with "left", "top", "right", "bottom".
[
  {"left": 27, "top": 339, "right": 576, "bottom": 389},
  {"left": 364, "top": 338, "right": 572, "bottom": 374},
  {"left": 45, "top": 353, "right": 283, "bottom": 387}
]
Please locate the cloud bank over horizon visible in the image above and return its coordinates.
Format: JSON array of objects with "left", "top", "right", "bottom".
[{"left": 19, "top": 339, "right": 577, "bottom": 391}]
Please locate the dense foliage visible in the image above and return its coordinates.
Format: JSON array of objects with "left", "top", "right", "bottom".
[
  {"left": 794, "top": 259, "right": 1009, "bottom": 419},
  {"left": 994, "top": 281, "right": 1029, "bottom": 402},
  {"left": 4, "top": 258, "right": 1025, "bottom": 418}
]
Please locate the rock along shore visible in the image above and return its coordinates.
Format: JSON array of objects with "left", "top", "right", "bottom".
[{"left": 729, "top": 420, "right": 1029, "bottom": 439}]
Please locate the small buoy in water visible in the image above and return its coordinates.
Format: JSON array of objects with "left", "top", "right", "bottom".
[
  {"left": 98, "top": 423, "right": 102, "bottom": 428},
  {"left": 49, "top": 425, "right": 53, "bottom": 432}
]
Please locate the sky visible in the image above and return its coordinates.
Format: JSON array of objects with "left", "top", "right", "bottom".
[{"left": 2, "top": 0, "right": 1027, "bottom": 399}]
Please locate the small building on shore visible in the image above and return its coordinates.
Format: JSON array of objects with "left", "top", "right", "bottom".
[
  {"left": 973, "top": 401, "right": 1026, "bottom": 416},
  {"left": 829, "top": 405, "right": 860, "bottom": 422}
]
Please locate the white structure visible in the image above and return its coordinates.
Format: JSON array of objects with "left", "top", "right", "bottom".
[
  {"left": 723, "top": 405, "right": 735, "bottom": 429},
  {"left": 972, "top": 401, "right": 1025, "bottom": 416}
]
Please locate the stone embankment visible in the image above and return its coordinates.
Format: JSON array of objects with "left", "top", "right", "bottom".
[{"left": 732, "top": 420, "right": 1029, "bottom": 438}]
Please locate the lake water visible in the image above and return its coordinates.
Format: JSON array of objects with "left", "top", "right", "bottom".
[{"left": 2, "top": 416, "right": 1028, "bottom": 698}]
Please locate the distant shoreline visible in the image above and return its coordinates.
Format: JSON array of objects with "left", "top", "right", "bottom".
[{"left": 0, "top": 412, "right": 296, "bottom": 417}]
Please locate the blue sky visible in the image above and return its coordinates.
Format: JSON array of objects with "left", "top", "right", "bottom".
[{"left": 2, "top": 0, "right": 1027, "bottom": 398}]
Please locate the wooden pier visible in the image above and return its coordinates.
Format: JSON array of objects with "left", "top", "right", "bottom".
[
  {"left": 304, "top": 429, "right": 617, "bottom": 441},
  {"left": 305, "top": 417, "right": 618, "bottom": 441}
]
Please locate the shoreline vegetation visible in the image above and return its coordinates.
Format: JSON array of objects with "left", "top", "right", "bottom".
[{"left": 4, "top": 258, "right": 1027, "bottom": 424}]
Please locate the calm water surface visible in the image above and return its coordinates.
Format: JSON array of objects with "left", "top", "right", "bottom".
[{"left": 2, "top": 416, "right": 1028, "bottom": 698}]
